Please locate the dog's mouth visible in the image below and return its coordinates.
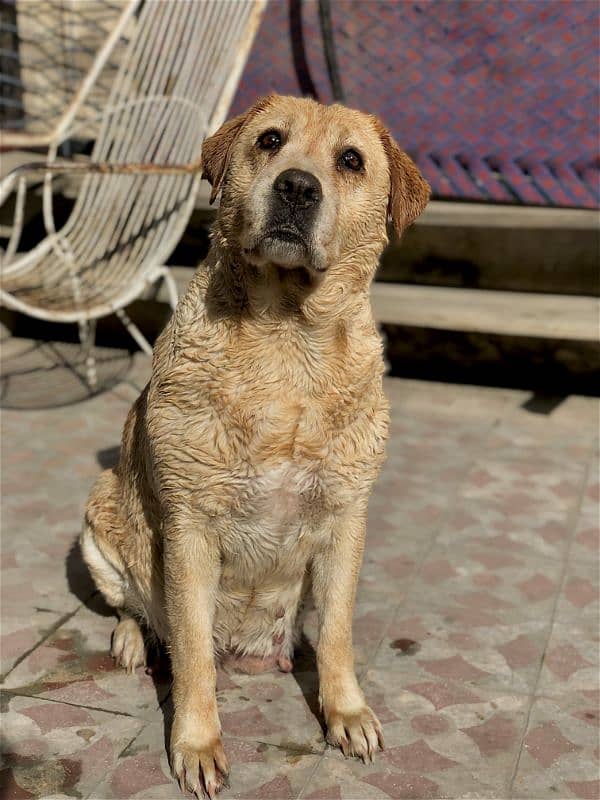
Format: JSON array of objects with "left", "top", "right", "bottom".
[
  {"left": 245, "top": 225, "right": 319, "bottom": 270},
  {"left": 243, "top": 225, "right": 327, "bottom": 274},
  {"left": 262, "top": 226, "right": 307, "bottom": 248}
]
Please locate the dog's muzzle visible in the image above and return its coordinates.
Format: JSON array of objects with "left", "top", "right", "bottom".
[
  {"left": 249, "top": 169, "right": 326, "bottom": 272},
  {"left": 266, "top": 169, "right": 322, "bottom": 243}
]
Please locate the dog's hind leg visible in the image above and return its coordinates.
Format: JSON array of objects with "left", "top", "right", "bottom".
[
  {"left": 111, "top": 613, "right": 146, "bottom": 673},
  {"left": 81, "top": 470, "right": 148, "bottom": 671},
  {"left": 80, "top": 520, "right": 148, "bottom": 671}
]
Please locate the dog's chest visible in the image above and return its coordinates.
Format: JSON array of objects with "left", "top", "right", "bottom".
[
  {"left": 240, "top": 398, "right": 336, "bottom": 511},
  {"left": 217, "top": 457, "right": 331, "bottom": 579},
  {"left": 244, "top": 453, "right": 329, "bottom": 522},
  {"left": 215, "top": 393, "right": 345, "bottom": 564}
]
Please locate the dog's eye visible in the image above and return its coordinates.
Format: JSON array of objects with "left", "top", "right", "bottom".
[
  {"left": 339, "top": 149, "right": 363, "bottom": 172},
  {"left": 257, "top": 130, "right": 282, "bottom": 151}
]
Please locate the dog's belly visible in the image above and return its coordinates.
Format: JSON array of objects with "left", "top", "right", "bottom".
[
  {"left": 214, "top": 578, "right": 305, "bottom": 672},
  {"left": 212, "top": 461, "right": 331, "bottom": 670}
]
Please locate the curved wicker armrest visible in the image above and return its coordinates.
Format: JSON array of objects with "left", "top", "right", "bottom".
[
  {"left": 0, "top": 158, "right": 204, "bottom": 208},
  {"left": 0, "top": 157, "right": 204, "bottom": 268}
]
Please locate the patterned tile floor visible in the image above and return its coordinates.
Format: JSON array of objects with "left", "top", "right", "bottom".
[{"left": 1, "top": 339, "right": 598, "bottom": 800}]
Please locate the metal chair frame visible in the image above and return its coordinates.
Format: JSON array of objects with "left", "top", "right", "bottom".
[{"left": 0, "top": 0, "right": 265, "bottom": 387}]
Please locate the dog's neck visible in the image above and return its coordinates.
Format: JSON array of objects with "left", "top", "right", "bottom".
[{"left": 204, "top": 236, "right": 382, "bottom": 326}]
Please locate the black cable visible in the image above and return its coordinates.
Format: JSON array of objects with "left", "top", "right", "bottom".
[
  {"left": 318, "top": 0, "right": 345, "bottom": 103},
  {"left": 289, "top": 0, "right": 319, "bottom": 99}
]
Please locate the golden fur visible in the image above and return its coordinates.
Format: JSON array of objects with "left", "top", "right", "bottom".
[{"left": 81, "top": 95, "right": 429, "bottom": 798}]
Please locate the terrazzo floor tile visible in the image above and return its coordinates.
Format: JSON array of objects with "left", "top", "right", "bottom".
[
  {"left": 1, "top": 555, "right": 92, "bottom": 619},
  {"left": 402, "top": 543, "right": 565, "bottom": 625},
  {"left": 536, "top": 620, "right": 599, "bottom": 700},
  {"left": 484, "top": 427, "right": 593, "bottom": 466},
  {"left": 459, "top": 457, "right": 586, "bottom": 515},
  {"left": 299, "top": 749, "right": 511, "bottom": 800},
  {"left": 386, "top": 378, "right": 525, "bottom": 424},
  {"left": 374, "top": 605, "right": 550, "bottom": 696},
  {"left": 354, "top": 533, "right": 430, "bottom": 606},
  {"left": 437, "top": 501, "right": 573, "bottom": 562},
  {"left": 511, "top": 694, "right": 600, "bottom": 799},
  {"left": 87, "top": 721, "right": 322, "bottom": 800},
  {"left": 1, "top": 394, "right": 134, "bottom": 627},
  {"left": 2, "top": 343, "right": 598, "bottom": 800},
  {"left": 489, "top": 395, "right": 597, "bottom": 462},
  {"left": 580, "top": 457, "right": 599, "bottom": 520},
  {"left": 0, "top": 341, "right": 133, "bottom": 410},
  {"left": 2, "top": 596, "right": 171, "bottom": 721},
  {"left": 367, "top": 490, "right": 453, "bottom": 552},
  {"left": 1, "top": 609, "right": 65, "bottom": 678},
  {"left": 1, "top": 693, "right": 145, "bottom": 799},
  {"left": 299, "top": 667, "right": 530, "bottom": 800},
  {"left": 213, "top": 666, "right": 326, "bottom": 755},
  {"left": 384, "top": 417, "right": 488, "bottom": 471},
  {"left": 554, "top": 556, "right": 600, "bottom": 626},
  {"left": 571, "top": 509, "right": 600, "bottom": 565}
]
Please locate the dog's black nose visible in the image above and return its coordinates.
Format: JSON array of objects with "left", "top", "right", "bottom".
[{"left": 274, "top": 169, "right": 322, "bottom": 208}]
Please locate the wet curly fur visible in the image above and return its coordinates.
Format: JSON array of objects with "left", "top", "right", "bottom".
[{"left": 81, "top": 94, "right": 429, "bottom": 797}]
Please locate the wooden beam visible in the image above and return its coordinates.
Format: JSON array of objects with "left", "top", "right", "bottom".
[
  {"left": 191, "top": 188, "right": 598, "bottom": 230},
  {"left": 371, "top": 283, "right": 600, "bottom": 342},
  {"left": 416, "top": 201, "right": 599, "bottom": 230},
  {"left": 161, "top": 267, "right": 598, "bottom": 343}
]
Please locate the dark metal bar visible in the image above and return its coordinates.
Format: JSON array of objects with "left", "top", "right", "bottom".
[{"left": 318, "top": 0, "right": 345, "bottom": 102}]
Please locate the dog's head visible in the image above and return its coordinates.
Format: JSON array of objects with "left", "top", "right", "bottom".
[{"left": 202, "top": 95, "right": 430, "bottom": 276}]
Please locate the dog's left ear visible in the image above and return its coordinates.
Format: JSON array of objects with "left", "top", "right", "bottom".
[
  {"left": 201, "top": 95, "right": 274, "bottom": 204},
  {"left": 373, "top": 119, "right": 431, "bottom": 236}
]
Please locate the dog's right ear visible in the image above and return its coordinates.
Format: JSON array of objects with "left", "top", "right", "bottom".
[{"left": 201, "top": 95, "right": 274, "bottom": 204}]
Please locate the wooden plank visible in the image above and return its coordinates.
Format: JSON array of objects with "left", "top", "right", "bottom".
[
  {"left": 162, "top": 268, "right": 598, "bottom": 342},
  {"left": 371, "top": 283, "right": 600, "bottom": 341},
  {"left": 417, "top": 201, "right": 599, "bottom": 230},
  {"left": 192, "top": 191, "right": 598, "bottom": 230}
]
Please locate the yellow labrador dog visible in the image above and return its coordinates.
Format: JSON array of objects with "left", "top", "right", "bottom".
[{"left": 81, "top": 94, "right": 429, "bottom": 797}]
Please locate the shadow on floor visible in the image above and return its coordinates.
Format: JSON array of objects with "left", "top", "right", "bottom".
[
  {"left": 0, "top": 339, "right": 132, "bottom": 410},
  {"left": 383, "top": 324, "right": 600, "bottom": 397},
  {"left": 96, "top": 446, "right": 121, "bottom": 470},
  {"left": 521, "top": 393, "right": 567, "bottom": 415},
  {"left": 66, "top": 538, "right": 114, "bottom": 617},
  {"left": 291, "top": 634, "right": 327, "bottom": 737}
]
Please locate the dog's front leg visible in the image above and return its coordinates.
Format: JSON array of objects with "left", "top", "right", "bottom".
[
  {"left": 312, "top": 504, "right": 384, "bottom": 762},
  {"left": 164, "top": 514, "right": 227, "bottom": 799}
]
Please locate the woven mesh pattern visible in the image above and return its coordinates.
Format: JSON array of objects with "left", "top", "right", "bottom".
[
  {"left": 231, "top": 0, "right": 599, "bottom": 209},
  {"left": 0, "top": 0, "right": 124, "bottom": 138},
  {"left": 1, "top": 0, "right": 258, "bottom": 319}
]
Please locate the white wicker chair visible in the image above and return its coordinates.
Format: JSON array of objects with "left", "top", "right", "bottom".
[{"left": 0, "top": 0, "right": 264, "bottom": 387}]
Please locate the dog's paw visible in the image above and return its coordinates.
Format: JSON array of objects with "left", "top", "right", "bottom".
[
  {"left": 326, "top": 705, "right": 384, "bottom": 762},
  {"left": 111, "top": 617, "right": 146, "bottom": 673},
  {"left": 171, "top": 738, "right": 229, "bottom": 799}
]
